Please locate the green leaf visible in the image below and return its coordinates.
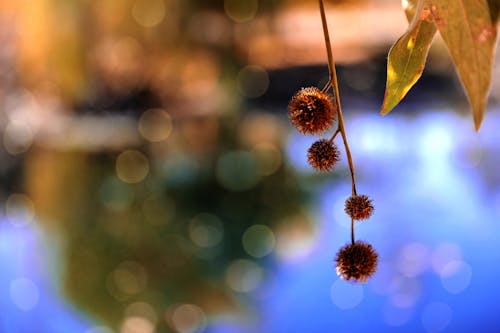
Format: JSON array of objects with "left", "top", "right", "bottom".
[
  {"left": 381, "top": 0, "right": 437, "bottom": 115},
  {"left": 429, "top": 0, "right": 498, "bottom": 130}
]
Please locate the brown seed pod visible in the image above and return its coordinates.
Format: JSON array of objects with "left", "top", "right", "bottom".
[
  {"left": 335, "top": 241, "right": 378, "bottom": 283},
  {"left": 288, "top": 87, "right": 336, "bottom": 135},
  {"left": 307, "top": 139, "right": 340, "bottom": 171},
  {"left": 344, "top": 194, "right": 374, "bottom": 220}
]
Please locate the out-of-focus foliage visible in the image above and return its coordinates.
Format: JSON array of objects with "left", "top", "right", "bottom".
[
  {"left": 8, "top": 0, "right": 285, "bottom": 110},
  {"left": 27, "top": 116, "right": 308, "bottom": 332},
  {"left": 382, "top": 0, "right": 499, "bottom": 130},
  {"left": 0, "top": 0, "right": 319, "bottom": 331}
]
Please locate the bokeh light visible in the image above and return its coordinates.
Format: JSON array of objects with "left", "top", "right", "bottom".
[
  {"left": 236, "top": 66, "right": 269, "bottom": 98},
  {"left": 3, "top": 120, "right": 34, "bottom": 155},
  {"left": 330, "top": 279, "right": 364, "bottom": 309},
  {"left": 439, "top": 260, "right": 472, "bottom": 294},
  {"left": 132, "top": 0, "right": 166, "bottom": 28},
  {"left": 124, "top": 302, "right": 158, "bottom": 328},
  {"left": 225, "top": 259, "right": 263, "bottom": 293},
  {"left": 117, "top": 262, "right": 147, "bottom": 294},
  {"left": 9, "top": 278, "right": 39, "bottom": 311},
  {"left": 275, "top": 215, "right": 316, "bottom": 262},
  {"left": 382, "top": 304, "right": 413, "bottom": 327},
  {"left": 388, "top": 277, "right": 422, "bottom": 308},
  {"left": 224, "top": 0, "right": 258, "bottom": 23},
  {"left": 189, "top": 213, "right": 224, "bottom": 248},
  {"left": 116, "top": 150, "right": 150, "bottom": 184},
  {"left": 120, "top": 316, "right": 155, "bottom": 333},
  {"left": 397, "top": 242, "right": 429, "bottom": 277},
  {"left": 138, "top": 109, "right": 172, "bottom": 143},
  {"left": 431, "top": 243, "right": 463, "bottom": 274},
  {"left": 5, "top": 193, "right": 35, "bottom": 228},
  {"left": 421, "top": 302, "right": 452, "bottom": 333},
  {"left": 167, "top": 303, "right": 206, "bottom": 333},
  {"left": 242, "top": 224, "right": 275, "bottom": 258}
]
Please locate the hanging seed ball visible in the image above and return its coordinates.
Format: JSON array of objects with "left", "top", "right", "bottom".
[
  {"left": 307, "top": 139, "right": 340, "bottom": 171},
  {"left": 288, "top": 87, "right": 336, "bottom": 135},
  {"left": 344, "top": 194, "right": 374, "bottom": 220},
  {"left": 335, "top": 241, "right": 378, "bottom": 283}
]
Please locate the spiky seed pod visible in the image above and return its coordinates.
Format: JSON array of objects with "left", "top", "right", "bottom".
[
  {"left": 288, "top": 87, "right": 336, "bottom": 135},
  {"left": 344, "top": 194, "right": 374, "bottom": 220},
  {"left": 307, "top": 139, "right": 340, "bottom": 171},
  {"left": 335, "top": 241, "right": 378, "bottom": 283}
]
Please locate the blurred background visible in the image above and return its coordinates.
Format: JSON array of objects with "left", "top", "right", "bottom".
[{"left": 1, "top": 0, "right": 500, "bottom": 332}]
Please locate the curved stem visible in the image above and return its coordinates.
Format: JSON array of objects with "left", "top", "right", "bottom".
[
  {"left": 322, "top": 81, "right": 332, "bottom": 93},
  {"left": 351, "top": 218, "right": 355, "bottom": 244},
  {"left": 329, "top": 128, "right": 340, "bottom": 143},
  {"left": 336, "top": 102, "right": 357, "bottom": 197},
  {"left": 319, "top": 0, "right": 358, "bottom": 245},
  {"left": 318, "top": 0, "right": 357, "bottom": 197},
  {"left": 319, "top": 0, "right": 335, "bottom": 84}
]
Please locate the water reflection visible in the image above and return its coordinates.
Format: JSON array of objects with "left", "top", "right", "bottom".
[
  {"left": 241, "top": 107, "right": 500, "bottom": 333},
  {"left": 2, "top": 107, "right": 500, "bottom": 332},
  {"left": 0, "top": 107, "right": 500, "bottom": 333}
]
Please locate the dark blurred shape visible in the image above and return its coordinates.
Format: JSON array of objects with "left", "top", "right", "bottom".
[
  {"left": 488, "top": 0, "right": 500, "bottom": 23},
  {"left": 24, "top": 112, "right": 307, "bottom": 331},
  {"left": 251, "top": 53, "right": 463, "bottom": 113}
]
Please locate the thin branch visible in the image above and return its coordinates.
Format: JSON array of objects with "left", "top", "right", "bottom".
[
  {"left": 318, "top": 0, "right": 357, "bottom": 197},
  {"left": 351, "top": 218, "right": 355, "bottom": 244},
  {"left": 322, "top": 80, "right": 332, "bottom": 93},
  {"left": 329, "top": 128, "right": 341, "bottom": 143},
  {"left": 319, "top": 0, "right": 335, "bottom": 82}
]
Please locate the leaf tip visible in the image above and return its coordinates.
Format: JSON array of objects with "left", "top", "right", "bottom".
[
  {"left": 380, "top": 107, "right": 391, "bottom": 116},
  {"left": 380, "top": 92, "right": 392, "bottom": 116},
  {"left": 473, "top": 105, "right": 485, "bottom": 132},
  {"left": 474, "top": 118, "right": 483, "bottom": 132}
]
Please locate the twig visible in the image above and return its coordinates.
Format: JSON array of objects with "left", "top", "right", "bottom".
[{"left": 319, "top": 0, "right": 358, "bottom": 244}]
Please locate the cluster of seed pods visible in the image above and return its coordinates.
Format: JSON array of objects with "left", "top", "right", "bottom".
[{"left": 286, "top": 0, "right": 378, "bottom": 283}]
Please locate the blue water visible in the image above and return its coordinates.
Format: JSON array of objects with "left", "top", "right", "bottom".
[
  {"left": 0, "top": 223, "right": 91, "bottom": 333},
  {"left": 211, "top": 108, "right": 500, "bottom": 333},
  {"left": 2, "top": 108, "right": 500, "bottom": 333}
]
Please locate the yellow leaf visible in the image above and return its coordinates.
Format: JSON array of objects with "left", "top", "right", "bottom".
[
  {"left": 430, "top": 0, "right": 498, "bottom": 130},
  {"left": 402, "top": 0, "right": 419, "bottom": 22},
  {"left": 381, "top": 0, "right": 437, "bottom": 115}
]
